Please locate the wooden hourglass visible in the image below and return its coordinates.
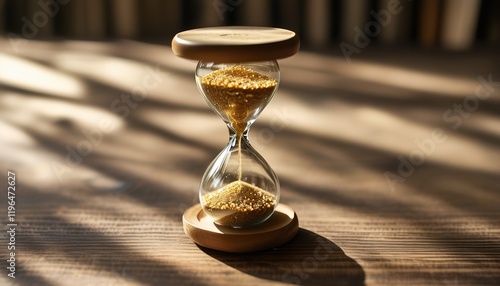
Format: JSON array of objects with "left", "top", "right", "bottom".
[{"left": 172, "top": 27, "right": 300, "bottom": 253}]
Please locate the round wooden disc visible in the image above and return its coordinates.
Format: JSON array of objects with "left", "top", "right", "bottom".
[
  {"left": 172, "top": 26, "right": 300, "bottom": 62},
  {"left": 183, "top": 203, "right": 299, "bottom": 253}
]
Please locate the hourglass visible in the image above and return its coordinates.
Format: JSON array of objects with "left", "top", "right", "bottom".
[{"left": 172, "top": 27, "right": 299, "bottom": 252}]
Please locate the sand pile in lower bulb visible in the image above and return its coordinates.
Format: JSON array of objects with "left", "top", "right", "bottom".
[{"left": 202, "top": 181, "right": 276, "bottom": 227}]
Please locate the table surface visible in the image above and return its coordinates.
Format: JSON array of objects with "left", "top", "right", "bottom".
[{"left": 0, "top": 39, "right": 499, "bottom": 286}]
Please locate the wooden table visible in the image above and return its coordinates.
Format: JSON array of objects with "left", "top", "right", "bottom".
[{"left": 0, "top": 39, "right": 499, "bottom": 285}]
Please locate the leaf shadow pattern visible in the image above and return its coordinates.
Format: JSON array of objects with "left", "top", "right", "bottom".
[{"left": 201, "top": 228, "right": 365, "bottom": 286}]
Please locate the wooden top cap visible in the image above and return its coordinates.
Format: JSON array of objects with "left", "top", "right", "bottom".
[{"left": 172, "top": 26, "right": 300, "bottom": 62}]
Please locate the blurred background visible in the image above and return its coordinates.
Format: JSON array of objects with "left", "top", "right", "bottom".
[{"left": 1, "top": 0, "right": 499, "bottom": 50}]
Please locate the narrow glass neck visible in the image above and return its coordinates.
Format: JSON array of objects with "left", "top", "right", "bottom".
[{"left": 227, "top": 124, "right": 250, "bottom": 147}]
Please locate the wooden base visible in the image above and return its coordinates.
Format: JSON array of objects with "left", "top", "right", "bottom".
[{"left": 183, "top": 203, "right": 299, "bottom": 253}]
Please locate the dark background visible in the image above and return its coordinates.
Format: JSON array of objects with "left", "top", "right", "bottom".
[{"left": 1, "top": 0, "right": 499, "bottom": 51}]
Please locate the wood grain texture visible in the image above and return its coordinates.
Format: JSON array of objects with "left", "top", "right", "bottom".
[{"left": 0, "top": 40, "right": 499, "bottom": 285}]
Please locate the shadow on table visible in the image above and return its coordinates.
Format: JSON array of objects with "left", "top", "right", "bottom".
[{"left": 201, "top": 228, "right": 365, "bottom": 286}]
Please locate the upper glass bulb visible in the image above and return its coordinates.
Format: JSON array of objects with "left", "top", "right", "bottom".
[{"left": 196, "top": 61, "right": 280, "bottom": 134}]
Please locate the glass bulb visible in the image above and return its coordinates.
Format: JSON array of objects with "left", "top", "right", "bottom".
[{"left": 195, "top": 61, "right": 281, "bottom": 228}]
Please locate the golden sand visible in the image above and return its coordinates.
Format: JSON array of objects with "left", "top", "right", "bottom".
[
  {"left": 200, "top": 65, "right": 277, "bottom": 136},
  {"left": 202, "top": 181, "right": 276, "bottom": 227}
]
